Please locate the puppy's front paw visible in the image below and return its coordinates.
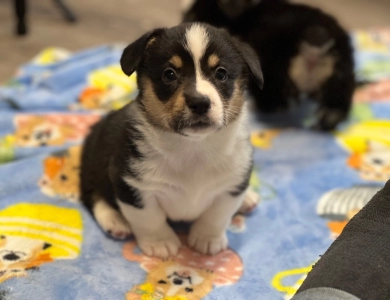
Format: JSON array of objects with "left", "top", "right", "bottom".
[
  {"left": 313, "top": 108, "right": 347, "bottom": 131},
  {"left": 238, "top": 188, "right": 260, "bottom": 214},
  {"left": 188, "top": 231, "right": 228, "bottom": 255},
  {"left": 137, "top": 230, "right": 181, "bottom": 258}
]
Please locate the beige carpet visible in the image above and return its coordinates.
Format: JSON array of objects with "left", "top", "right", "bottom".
[{"left": 0, "top": 0, "right": 390, "bottom": 82}]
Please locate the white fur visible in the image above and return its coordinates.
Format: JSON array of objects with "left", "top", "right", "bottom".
[
  {"left": 185, "top": 24, "right": 209, "bottom": 63},
  {"left": 93, "top": 200, "right": 132, "bottom": 240},
  {"left": 185, "top": 24, "right": 224, "bottom": 129},
  {"left": 238, "top": 188, "right": 260, "bottom": 214},
  {"left": 118, "top": 198, "right": 181, "bottom": 258},
  {"left": 120, "top": 103, "right": 252, "bottom": 256}
]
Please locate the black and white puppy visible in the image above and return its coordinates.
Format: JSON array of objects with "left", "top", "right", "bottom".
[
  {"left": 184, "top": 0, "right": 355, "bottom": 130},
  {"left": 80, "top": 23, "right": 263, "bottom": 258}
]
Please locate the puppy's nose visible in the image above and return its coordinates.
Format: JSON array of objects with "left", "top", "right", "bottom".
[{"left": 185, "top": 95, "right": 211, "bottom": 115}]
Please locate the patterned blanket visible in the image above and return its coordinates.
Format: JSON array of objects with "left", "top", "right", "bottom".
[{"left": 0, "top": 28, "right": 390, "bottom": 300}]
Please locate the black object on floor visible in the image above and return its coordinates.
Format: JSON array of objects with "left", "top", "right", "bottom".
[
  {"left": 14, "top": 0, "right": 27, "bottom": 35},
  {"left": 14, "top": 0, "right": 77, "bottom": 36},
  {"left": 293, "top": 180, "right": 390, "bottom": 300}
]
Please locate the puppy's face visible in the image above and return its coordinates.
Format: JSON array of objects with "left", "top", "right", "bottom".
[{"left": 121, "top": 23, "right": 263, "bottom": 137}]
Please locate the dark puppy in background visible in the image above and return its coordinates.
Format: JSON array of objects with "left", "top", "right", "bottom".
[
  {"left": 80, "top": 23, "right": 262, "bottom": 258},
  {"left": 184, "top": 0, "right": 355, "bottom": 130}
]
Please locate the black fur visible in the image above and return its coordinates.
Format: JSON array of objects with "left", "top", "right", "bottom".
[
  {"left": 80, "top": 107, "right": 144, "bottom": 212},
  {"left": 229, "top": 158, "right": 253, "bottom": 197},
  {"left": 184, "top": 0, "right": 355, "bottom": 130},
  {"left": 120, "top": 28, "right": 165, "bottom": 76}
]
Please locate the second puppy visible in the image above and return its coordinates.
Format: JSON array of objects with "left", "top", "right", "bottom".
[
  {"left": 80, "top": 23, "right": 263, "bottom": 258},
  {"left": 184, "top": 0, "right": 355, "bottom": 130}
]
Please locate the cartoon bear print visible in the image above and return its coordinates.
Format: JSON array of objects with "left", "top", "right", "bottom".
[
  {"left": 0, "top": 235, "right": 53, "bottom": 283},
  {"left": 123, "top": 236, "right": 243, "bottom": 300},
  {"left": 336, "top": 120, "right": 390, "bottom": 181},
  {"left": 0, "top": 203, "right": 82, "bottom": 283},
  {"left": 348, "top": 141, "right": 390, "bottom": 182},
  {"left": 13, "top": 114, "right": 100, "bottom": 147},
  {"left": 39, "top": 145, "right": 82, "bottom": 202}
]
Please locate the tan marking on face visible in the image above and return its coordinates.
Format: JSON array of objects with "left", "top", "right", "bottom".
[
  {"left": 208, "top": 54, "right": 219, "bottom": 68},
  {"left": 169, "top": 56, "right": 183, "bottom": 68},
  {"left": 141, "top": 77, "right": 186, "bottom": 131},
  {"left": 224, "top": 80, "right": 245, "bottom": 124}
]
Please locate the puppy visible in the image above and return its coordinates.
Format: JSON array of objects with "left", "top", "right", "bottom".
[
  {"left": 184, "top": 0, "right": 355, "bottom": 130},
  {"left": 80, "top": 23, "right": 263, "bottom": 258}
]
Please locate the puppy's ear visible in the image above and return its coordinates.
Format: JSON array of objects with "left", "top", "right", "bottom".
[
  {"left": 120, "top": 28, "right": 165, "bottom": 76},
  {"left": 232, "top": 37, "right": 264, "bottom": 89}
]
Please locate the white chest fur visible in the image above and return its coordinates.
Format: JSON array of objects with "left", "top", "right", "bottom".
[
  {"left": 289, "top": 54, "right": 335, "bottom": 93},
  {"left": 124, "top": 109, "right": 252, "bottom": 222}
]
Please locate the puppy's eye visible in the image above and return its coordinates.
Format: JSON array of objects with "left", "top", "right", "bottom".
[
  {"left": 163, "top": 69, "right": 177, "bottom": 82},
  {"left": 215, "top": 67, "right": 228, "bottom": 81}
]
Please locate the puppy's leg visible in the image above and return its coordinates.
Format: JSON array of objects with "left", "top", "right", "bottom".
[
  {"left": 237, "top": 188, "right": 259, "bottom": 214},
  {"left": 93, "top": 199, "right": 132, "bottom": 240},
  {"left": 189, "top": 191, "right": 246, "bottom": 255},
  {"left": 313, "top": 71, "right": 354, "bottom": 131},
  {"left": 118, "top": 193, "right": 181, "bottom": 258}
]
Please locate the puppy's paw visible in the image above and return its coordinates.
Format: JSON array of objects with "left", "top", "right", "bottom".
[
  {"left": 313, "top": 108, "right": 347, "bottom": 131},
  {"left": 188, "top": 231, "right": 228, "bottom": 256},
  {"left": 238, "top": 189, "right": 260, "bottom": 214},
  {"left": 93, "top": 202, "right": 132, "bottom": 240},
  {"left": 137, "top": 230, "right": 181, "bottom": 258}
]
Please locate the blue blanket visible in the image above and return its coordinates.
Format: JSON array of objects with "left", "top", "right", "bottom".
[{"left": 1, "top": 28, "right": 390, "bottom": 300}]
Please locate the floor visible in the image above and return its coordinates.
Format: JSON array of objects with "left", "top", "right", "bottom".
[{"left": 0, "top": 0, "right": 390, "bottom": 82}]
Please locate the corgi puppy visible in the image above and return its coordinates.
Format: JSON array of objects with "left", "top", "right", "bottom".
[{"left": 80, "top": 23, "right": 263, "bottom": 258}]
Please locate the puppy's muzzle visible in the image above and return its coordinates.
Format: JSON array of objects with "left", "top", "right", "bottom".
[{"left": 184, "top": 93, "right": 211, "bottom": 116}]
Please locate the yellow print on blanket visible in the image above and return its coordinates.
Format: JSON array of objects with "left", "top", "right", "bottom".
[
  {"left": 0, "top": 203, "right": 82, "bottom": 283},
  {"left": 32, "top": 47, "right": 71, "bottom": 65},
  {"left": 76, "top": 65, "right": 137, "bottom": 111},
  {"left": 272, "top": 265, "right": 313, "bottom": 300},
  {"left": 355, "top": 29, "right": 390, "bottom": 53},
  {"left": 251, "top": 129, "right": 280, "bottom": 149},
  {"left": 123, "top": 236, "right": 243, "bottom": 300}
]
